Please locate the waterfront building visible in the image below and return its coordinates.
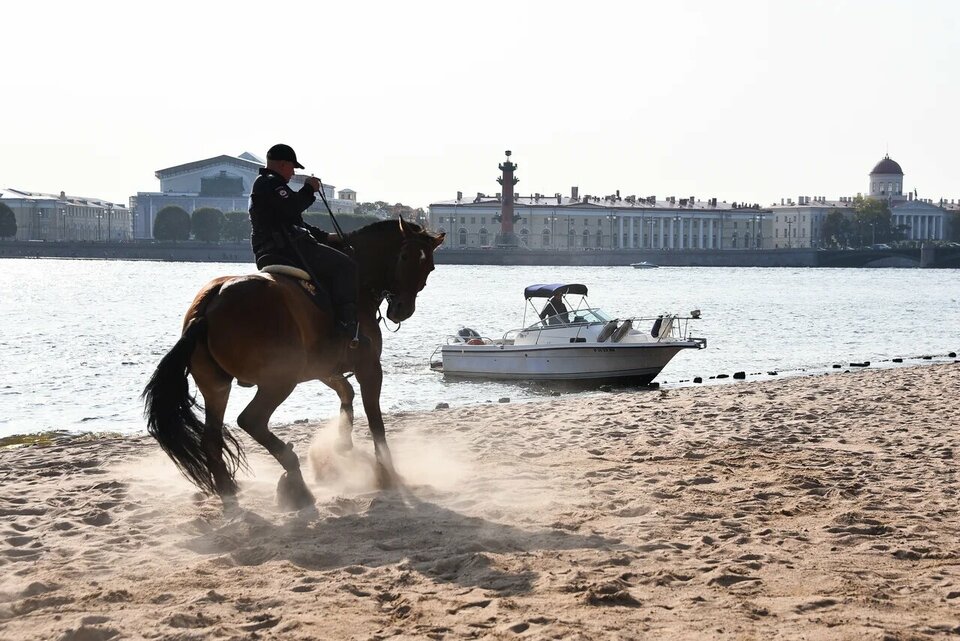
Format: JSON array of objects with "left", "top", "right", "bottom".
[
  {"left": 769, "top": 156, "right": 956, "bottom": 247},
  {"left": 429, "top": 152, "right": 772, "bottom": 251},
  {"left": 767, "top": 196, "right": 855, "bottom": 249},
  {"left": 130, "top": 152, "right": 356, "bottom": 239},
  {"left": 0, "top": 188, "right": 131, "bottom": 241}
]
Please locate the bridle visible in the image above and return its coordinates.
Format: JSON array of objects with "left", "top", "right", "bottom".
[
  {"left": 377, "top": 292, "right": 402, "bottom": 333},
  {"left": 369, "top": 234, "right": 436, "bottom": 333}
]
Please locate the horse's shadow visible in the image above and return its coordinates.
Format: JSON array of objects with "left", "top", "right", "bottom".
[{"left": 181, "top": 487, "right": 620, "bottom": 595}]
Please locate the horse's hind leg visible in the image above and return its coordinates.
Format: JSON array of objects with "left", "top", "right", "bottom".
[
  {"left": 200, "top": 383, "right": 237, "bottom": 501},
  {"left": 192, "top": 347, "right": 239, "bottom": 503},
  {"left": 237, "top": 383, "right": 315, "bottom": 510},
  {"left": 322, "top": 376, "right": 355, "bottom": 452}
]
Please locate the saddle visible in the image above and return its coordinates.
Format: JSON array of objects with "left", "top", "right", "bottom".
[{"left": 259, "top": 263, "right": 331, "bottom": 312}]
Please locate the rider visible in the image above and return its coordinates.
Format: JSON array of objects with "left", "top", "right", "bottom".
[
  {"left": 249, "top": 143, "right": 361, "bottom": 348},
  {"left": 539, "top": 291, "right": 568, "bottom": 325}
]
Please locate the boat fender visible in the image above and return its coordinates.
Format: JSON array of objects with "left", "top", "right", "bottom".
[
  {"left": 650, "top": 316, "right": 663, "bottom": 338},
  {"left": 658, "top": 315, "right": 675, "bottom": 338},
  {"left": 611, "top": 318, "right": 633, "bottom": 343},
  {"left": 597, "top": 320, "right": 618, "bottom": 343}
]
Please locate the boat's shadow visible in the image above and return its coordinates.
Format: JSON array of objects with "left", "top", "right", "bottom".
[{"left": 441, "top": 376, "right": 662, "bottom": 395}]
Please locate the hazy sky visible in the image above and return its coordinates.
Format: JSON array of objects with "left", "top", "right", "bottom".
[{"left": 4, "top": 0, "right": 958, "bottom": 208}]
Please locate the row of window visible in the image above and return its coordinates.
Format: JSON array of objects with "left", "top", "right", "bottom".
[
  {"left": 437, "top": 215, "right": 759, "bottom": 228},
  {"left": 775, "top": 228, "right": 808, "bottom": 238},
  {"left": 872, "top": 182, "right": 901, "bottom": 194},
  {"left": 440, "top": 227, "right": 763, "bottom": 248},
  {"left": 30, "top": 207, "right": 125, "bottom": 220}
]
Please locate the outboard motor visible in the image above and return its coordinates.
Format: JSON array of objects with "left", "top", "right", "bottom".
[{"left": 458, "top": 327, "right": 481, "bottom": 339}]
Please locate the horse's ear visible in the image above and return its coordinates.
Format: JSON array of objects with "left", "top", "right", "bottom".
[
  {"left": 398, "top": 214, "right": 407, "bottom": 236},
  {"left": 432, "top": 231, "right": 446, "bottom": 248}
]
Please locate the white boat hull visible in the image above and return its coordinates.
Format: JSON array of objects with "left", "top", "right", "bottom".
[{"left": 440, "top": 341, "right": 699, "bottom": 384}]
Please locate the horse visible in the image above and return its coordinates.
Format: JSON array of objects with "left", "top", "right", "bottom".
[{"left": 142, "top": 218, "right": 445, "bottom": 509}]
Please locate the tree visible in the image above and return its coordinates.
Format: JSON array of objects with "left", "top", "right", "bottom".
[
  {"left": 223, "top": 211, "right": 250, "bottom": 243},
  {"left": 949, "top": 212, "right": 960, "bottom": 242},
  {"left": 304, "top": 212, "right": 381, "bottom": 234},
  {"left": 852, "top": 196, "right": 894, "bottom": 246},
  {"left": 191, "top": 207, "right": 224, "bottom": 243},
  {"left": 820, "top": 209, "right": 852, "bottom": 248},
  {"left": 153, "top": 206, "right": 191, "bottom": 241},
  {"left": 354, "top": 201, "right": 380, "bottom": 215},
  {"left": 0, "top": 203, "right": 16, "bottom": 239},
  {"left": 389, "top": 203, "right": 421, "bottom": 220}
]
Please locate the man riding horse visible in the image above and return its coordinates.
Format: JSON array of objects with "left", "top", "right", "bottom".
[
  {"left": 250, "top": 143, "right": 362, "bottom": 348},
  {"left": 144, "top": 147, "right": 445, "bottom": 510}
]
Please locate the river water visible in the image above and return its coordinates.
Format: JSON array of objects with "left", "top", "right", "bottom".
[{"left": 1, "top": 259, "right": 957, "bottom": 438}]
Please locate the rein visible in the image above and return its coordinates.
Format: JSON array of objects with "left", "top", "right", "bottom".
[{"left": 369, "top": 288, "right": 401, "bottom": 333}]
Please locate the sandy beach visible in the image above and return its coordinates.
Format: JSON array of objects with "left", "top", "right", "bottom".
[{"left": 1, "top": 363, "right": 958, "bottom": 640}]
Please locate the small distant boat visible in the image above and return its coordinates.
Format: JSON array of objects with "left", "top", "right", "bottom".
[
  {"left": 430, "top": 283, "right": 705, "bottom": 385},
  {"left": 630, "top": 261, "right": 658, "bottom": 269}
]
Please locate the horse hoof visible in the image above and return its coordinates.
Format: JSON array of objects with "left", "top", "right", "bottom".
[
  {"left": 375, "top": 464, "right": 401, "bottom": 490},
  {"left": 220, "top": 491, "right": 240, "bottom": 511},
  {"left": 276, "top": 473, "right": 315, "bottom": 511}
]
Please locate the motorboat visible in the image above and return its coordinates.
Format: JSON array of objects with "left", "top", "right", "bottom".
[
  {"left": 630, "top": 261, "right": 658, "bottom": 269},
  {"left": 431, "top": 283, "right": 705, "bottom": 385}
]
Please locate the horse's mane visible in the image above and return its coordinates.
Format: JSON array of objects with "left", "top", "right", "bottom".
[
  {"left": 346, "top": 219, "right": 427, "bottom": 244},
  {"left": 347, "top": 219, "right": 423, "bottom": 239}
]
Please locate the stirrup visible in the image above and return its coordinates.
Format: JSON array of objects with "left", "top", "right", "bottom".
[
  {"left": 338, "top": 321, "right": 361, "bottom": 349},
  {"left": 348, "top": 334, "right": 360, "bottom": 350}
]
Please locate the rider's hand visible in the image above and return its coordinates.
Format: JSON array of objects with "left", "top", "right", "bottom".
[{"left": 305, "top": 176, "right": 321, "bottom": 192}]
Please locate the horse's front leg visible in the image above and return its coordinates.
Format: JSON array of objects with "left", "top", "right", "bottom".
[
  {"left": 322, "top": 375, "right": 355, "bottom": 452},
  {"left": 354, "top": 358, "right": 398, "bottom": 487}
]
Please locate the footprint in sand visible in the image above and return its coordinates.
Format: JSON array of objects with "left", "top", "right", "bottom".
[
  {"left": 80, "top": 511, "right": 111, "bottom": 527},
  {"left": 4, "top": 535, "right": 35, "bottom": 547},
  {"left": 59, "top": 625, "right": 120, "bottom": 641},
  {"left": 708, "top": 574, "right": 762, "bottom": 588}
]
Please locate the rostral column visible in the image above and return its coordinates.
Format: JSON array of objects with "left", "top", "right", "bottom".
[{"left": 496, "top": 150, "right": 518, "bottom": 247}]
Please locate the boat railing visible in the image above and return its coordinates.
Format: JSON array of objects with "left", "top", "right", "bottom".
[
  {"left": 528, "top": 310, "right": 701, "bottom": 338},
  {"left": 622, "top": 315, "right": 706, "bottom": 347},
  {"left": 445, "top": 312, "right": 704, "bottom": 348}
]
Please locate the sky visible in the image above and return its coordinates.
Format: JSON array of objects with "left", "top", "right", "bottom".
[{"left": 3, "top": 0, "right": 959, "bottom": 209}]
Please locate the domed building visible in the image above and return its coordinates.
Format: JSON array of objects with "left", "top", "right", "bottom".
[
  {"left": 869, "top": 155, "right": 904, "bottom": 199},
  {"left": 768, "top": 154, "right": 954, "bottom": 247}
]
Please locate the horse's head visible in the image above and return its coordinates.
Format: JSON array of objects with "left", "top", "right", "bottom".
[{"left": 384, "top": 216, "right": 444, "bottom": 323}]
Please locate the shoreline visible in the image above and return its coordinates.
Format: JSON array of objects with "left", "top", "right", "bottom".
[
  {"left": 2, "top": 362, "right": 959, "bottom": 639},
  {"left": 2, "top": 354, "right": 956, "bottom": 443},
  {"left": 3, "top": 241, "right": 959, "bottom": 268}
]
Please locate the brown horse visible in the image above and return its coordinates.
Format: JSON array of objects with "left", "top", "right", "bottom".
[{"left": 142, "top": 218, "right": 444, "bottom": 509}]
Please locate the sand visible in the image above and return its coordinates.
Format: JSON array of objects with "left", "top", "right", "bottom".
[{"left": 1, "top": 363, "right": 959, "bottom": 640}]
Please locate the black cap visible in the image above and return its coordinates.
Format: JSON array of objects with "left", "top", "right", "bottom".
[{"left": 266, "top": 143, "right": 304, "bottom": 169}]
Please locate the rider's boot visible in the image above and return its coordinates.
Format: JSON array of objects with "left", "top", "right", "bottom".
[{"left": 335, "top": 303, "right": 363, "bottom": 349}]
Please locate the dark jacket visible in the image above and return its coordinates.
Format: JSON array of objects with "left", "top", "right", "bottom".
[
  {"left": 539, "top": 298, "right": 568, "bottom": 325},
  {"left": 249, "top": 168, "right": 329, "bottom": 268}
]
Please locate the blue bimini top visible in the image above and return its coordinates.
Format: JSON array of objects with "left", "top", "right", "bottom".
[{"left": 523, "top": 283, "right": 589, "bottom": 299}]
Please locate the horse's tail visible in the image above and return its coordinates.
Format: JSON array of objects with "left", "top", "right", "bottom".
[{"left": 142, "top": 316, "right": 244, "bottom": 494}]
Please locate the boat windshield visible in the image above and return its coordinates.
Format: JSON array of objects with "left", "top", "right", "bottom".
[{"left": 527, "top": 307, "right": 611, "bottom": 329}]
